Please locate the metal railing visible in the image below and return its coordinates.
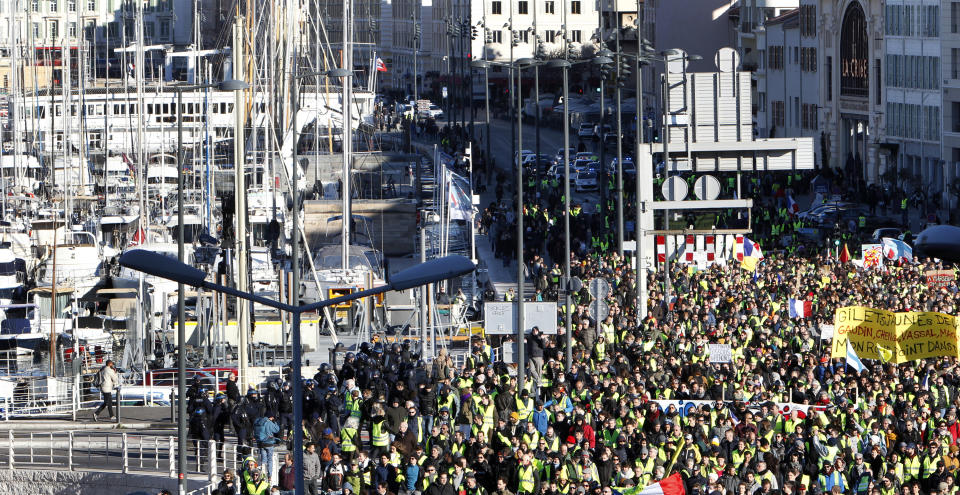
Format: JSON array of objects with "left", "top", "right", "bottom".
[{"left": 0, "top": 430, "right": 267, "bottom": 482}]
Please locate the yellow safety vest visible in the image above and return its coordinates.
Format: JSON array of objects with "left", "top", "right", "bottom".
[
  {"left": 341, "top": 427, "right": 358, "bottom": 452},
  {"left": 518, "top": 465, "right": 536, "bottom": 494},
  {"left": 372, "top": 420, "right": 389, "bottom": 447}
]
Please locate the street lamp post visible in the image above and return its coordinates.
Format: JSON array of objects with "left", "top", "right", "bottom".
[
  {"left": 290, "top": 68, "right": 331, "bottom": 495},
  {"left": 595, "top": 49, "right": 613, "bottom": 235},
  {"left": 174, "top": 78, "right": 247, "bottom": 495},
  {"left": 119, "top": 250, "right": 475, "bottom": 495},
  {"left": 547, "top": 57, "right": 572, "bottom": 370},
  {"left": 471, "top": 58, "right": 493, "bottom": 185},
  {"left": 515, "top": 57, "right": 534, "bottom": 388}
]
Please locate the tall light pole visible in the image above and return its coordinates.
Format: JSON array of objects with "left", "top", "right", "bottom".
[
  {"left": 547, "top": 56, "right": 572, "bottom": 370},
  {"left": 515, "top": 57, "right": 533, "bottom": 388},
  {"left": 290, "top": 68, "right": 328, "bottom": 495},
  {"left": 634, "top": 35, "right": 652, "bottom": 318},
  {"left": 174, "top": 78, "right": 247, "bottom": 495},
  {"left": 471, "top": 58, "right": 493, "bottom": 184},
  {"left": 119, "top": 251, "right": 475, "bottom": 495},
  {"left": 595, "top": 48, "right": 613, "bottom": 235}
]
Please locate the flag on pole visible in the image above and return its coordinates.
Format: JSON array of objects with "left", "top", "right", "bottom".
[
  {"left": 787, "top": 194, "right": 800, "bottom": 215},
  {"left": 839, "top": 243, "right": 851, "bottom": 263},
  {"left": 376, "top": 57, "right": 388, "bottom": 72},
  {"left": 788, "top": 298, "right": 812, "bottom": 318},
  {"left": 876, "top": 344, "right": 893, "bottom": 364},
  {"left": 740, "top": 237, "right": 763, "bottom": 271},
  {"left": 636, "top": 474, "right": 686, "bottom": 495},
  {"left": 445, "top": 168, "right": 473, "bottom": 221},
  {"left": 846, "top": 340, "right": 866, "bottom": 372},
  {"left": 881, "top": 237, "right": 913, "bottom": 262}
]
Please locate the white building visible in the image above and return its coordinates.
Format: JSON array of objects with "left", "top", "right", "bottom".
[{"left": 756, "top": 5, "right": 820, "bottom": 149}]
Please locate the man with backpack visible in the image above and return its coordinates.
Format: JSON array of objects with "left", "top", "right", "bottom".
[
  {"left": 254, "top": 413, "right": 281, "bottom": 482},
  {"left": 93, "top": 360, "right": 119, "bottom": 422}
]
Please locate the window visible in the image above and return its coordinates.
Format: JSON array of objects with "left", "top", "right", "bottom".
[
  {"left": 159, "top": 20, "right": 170, "bottom": 39},
  {"left": 545, "top": 0, "right": 554, "bottom": 14},
  {"left": 69, "top": 21, "right": 76, "bottom": 37},
  {"left": 876, "top": 58, "right": 881, "bottom": 105},
  {"left": 32, "top": 22, "right": 39, "bottom": 38},
  {"left": 793, "top": 47, "right": 799, "bottom": 65},
  {"left": 800, "top": 5, "right": 817, "bottom": 37},
  {"left": 520, "top": 30, "right": 529, "bottom": 43},
  {"left": 794, "top": 97, "right": 800, "bottom": 128},
  {"left": 518, "top": 0, "right": 527, "bottom": 14},
  {"left": 757, "top": 92, "right": 765, "bottom": 110},
  {"left": 954, "top": 49, "right": 960, "bottom": 79},
  {"left": 86, "top": 0, "right": 94, "bottom": 9},
  {"left": 953, "top": 102, "right": 960, "bottom": 132},
  {"left": 491, "top": 0, "right": 501, "bottom": 14},
  {"left": 84, "top": 21, "right": 95, "bottom": 41},
  {"left": 49, "top": 20, "right": 58, "bottom": 38},
  {"left": 571, "top": 0, "right": 580, "bottom": 14},
  {"left": 571, "top": 30, "right": 581, "bottom": 42},
  {"left": 144, "top": 22, "right": 154, "bottom": 40},
  {"left": 545, "top": 30, "right": 556, "bottom": 42},
  {"left": 953, "top": 2, "right": 960, "bottom": 33},
  {"left": 826, "top": 56, "right": 832, "bottom": 101},
  {"left": 771, "top": 100, "right": 784, "bottom": 127},
  {"left": 31, "top": 0, "right": 37, "bottom": 11},
  {"left": 68, "top": 0, "right": 74, "bottom": 10}
]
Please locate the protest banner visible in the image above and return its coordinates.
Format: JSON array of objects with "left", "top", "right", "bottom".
[
  {"left": 894, "top": 311, "right": 958, "bottom": 362},
  {"left": 707, "top": 344, "right": 732, "bottom": 363},
  {"left": 831, "top": 306, "right": 958, "bottom": 363},
  {"left": 830, "top": 306, "right": 896, "bottom": 361},
  {"left": 926, "top": 269, "right": 956, "bottom": 289}
]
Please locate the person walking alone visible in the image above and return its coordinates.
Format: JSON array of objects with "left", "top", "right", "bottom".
[{"left": 93, "top": 360, "right": 119, "bottom": 422}]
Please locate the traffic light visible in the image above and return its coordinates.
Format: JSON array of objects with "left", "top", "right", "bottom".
[
  {"left": 599, "top": 63, "right": 612, "bottom": 80},
  {"left": 536, "top": 42, "right": 546, "bottom": 59},
  {"left": 471, "top": 26, "right": 478, "bottom": 40},
  {"left": 414, "top": 25, "right": 422, "bottom": 42},
  {"left": 511, "top": 31, "right": 520, "bottom": 47},
  {"left": 617, "top": 58, "right": 631, "bottom": 88},
  {"left": 369, "top": 19, "right": 378, "bottom": 31},
  {"left": 484, "top": 28, "right": 493, "bottom": 44},
  {"left": 567, "top": 44, "right": 577, "bottom": 60}
]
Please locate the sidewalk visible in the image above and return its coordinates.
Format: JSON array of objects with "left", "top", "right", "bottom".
[{"left": 3, "top": 406, "right": 174, "bottom": 431}]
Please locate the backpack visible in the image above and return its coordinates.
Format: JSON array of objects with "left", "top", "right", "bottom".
[
  {"left": 92, "top": 369, "right": 104, "bottom": 388},
  {"left": 320, "top": 446, "right": 333, "bottom": 462},
  {"left": 232, "top": 402, "right": 251, "bottom": 428}
]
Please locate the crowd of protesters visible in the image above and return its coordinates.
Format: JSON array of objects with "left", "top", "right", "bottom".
[
  {"left": 184, "top": 237, "right": 960, "bottom": 495},
  {"left": 172, "top": 107, "right": 960, "bottom": 495}
]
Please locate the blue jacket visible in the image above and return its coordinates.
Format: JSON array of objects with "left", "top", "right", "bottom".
[
  {"left": 531, "top": 409, "right": 550, "bottom": 435},
  {"left": 253, "top": 416, "right": 280, "bottom": 446},
  {"left": 404, "top": 464, "right": 421, "bottom": 491}
]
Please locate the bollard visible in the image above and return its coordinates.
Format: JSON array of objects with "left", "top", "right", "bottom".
[
  {"left": 67, "top": 431, "right": 73, "bottom": 471},
  {"left": 170, "top": 387, "right": 176, "bottom": 421},
  {"left": 208, "top": 439, "right": 217, "bottom": 481},
  {"left": 168, "top": 436, "right": 176, "bottom": 478},
  {"left": 122, "top": 432, "right": 128, "bottom": 474}
]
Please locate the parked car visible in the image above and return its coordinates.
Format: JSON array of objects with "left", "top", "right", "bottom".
[
  {"left": 606, "top": 157, "right": 635, "bottom": 177},
  {"left": 578, "top": 123, "right": 595, "bottom": 138},
  {"left": 554, "top": 147, "right": 576, "bottom": 164},
  {"left": 423, "top": 104, "right": 444, "bottom": 119},
  {"left": 575, "top": 169, "right": 599, "bottom": 191}
]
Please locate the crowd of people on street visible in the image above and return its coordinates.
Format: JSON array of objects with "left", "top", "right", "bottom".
[{"left": 158, "top": 110, "right": 960, "bottom": 495}]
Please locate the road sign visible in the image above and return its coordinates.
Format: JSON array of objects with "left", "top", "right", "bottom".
[
  {"left": 484, "top": 302, "right": 559, "bottom": 335},
  {"left": 442, "top": 87, "right": 448, "bottom": 99},
  {"left": 588, "top": 299, "right": 609, "bottom": 321},
  {"left": 569, "top": 277, "right": 583, "bottom": 293},
  {"left": 588, "top": 278, "right": 610, "bottom": 299},
  {"left": 662, "top": 176, "right": 688, "bottom": 201},
  {"left": 707, "top": 344, "right": 732, "bottom": 363}
]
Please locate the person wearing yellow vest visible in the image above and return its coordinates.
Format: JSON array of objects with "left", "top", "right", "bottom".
[
  {"left": 515, "top": 390, "right": 534, "bottom": 422},
  {"left": 517, "top": 454, "right": 540, "bottom": 495},
  {"left": 370, "top": 408, "right": 391, "bottom": 460},
  {"left": 244, "top": 468, "right": 270, "bottom": 495}
]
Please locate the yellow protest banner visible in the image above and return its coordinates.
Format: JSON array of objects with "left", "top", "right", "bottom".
[
  {"left": 895, "top": 312, "right": 958, "bottom": 362},
  {"left": 831, "top": 306, "right": 896, "bottom": 361},
  {"left": 831, "top": 306, "right": 958, "bottom": 363}
]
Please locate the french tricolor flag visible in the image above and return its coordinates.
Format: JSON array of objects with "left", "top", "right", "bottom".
[
  {"left": 636, "top": 473, "right": 686, "bottom": 495},
  {"left": 788, "top": 298, "right": 812, "bottom": 318},
  {"left": 787, "top": 194, "right": 800, "bottom": 215}
]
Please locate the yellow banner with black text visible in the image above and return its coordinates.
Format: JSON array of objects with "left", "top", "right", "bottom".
[{"left": 831, "top": 306, "right": 959, "bottom": 363}]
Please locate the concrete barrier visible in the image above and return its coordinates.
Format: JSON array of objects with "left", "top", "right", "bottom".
[{"left": 0, "top": 468, "right": 210, "bottom": 495}]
